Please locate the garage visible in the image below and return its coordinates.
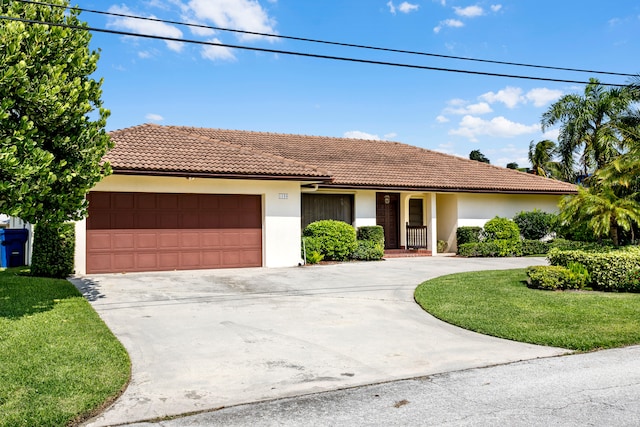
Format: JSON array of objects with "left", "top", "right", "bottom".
[{"left": 86, "top": 192, "right": 262, "bottom": 274}]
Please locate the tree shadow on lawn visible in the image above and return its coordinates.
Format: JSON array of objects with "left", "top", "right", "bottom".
[{"left": 0, "top": 268, "right": 80, "bottom": 319}]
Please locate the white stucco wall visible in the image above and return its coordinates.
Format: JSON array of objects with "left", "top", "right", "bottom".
[
  {"left": 75, "top": 175, "right": 304, "bottom": 275},
  {"left": 436, "top": 193, "right": 458, "bottom": 252},
  {"left": 456, "top": 193, "right": 562, "bottom": 228},
  {"left": 353, "top": 190, "right": 377, "bottom": 228}
]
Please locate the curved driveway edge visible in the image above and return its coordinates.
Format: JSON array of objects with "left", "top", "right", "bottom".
[{"left": 71, "top": 256, "right": 568, "bottom": 426}]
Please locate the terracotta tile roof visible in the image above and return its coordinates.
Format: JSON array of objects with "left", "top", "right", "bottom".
[
  {"left": 106, "top": 124, "right": 577, "bottom": 194},
  {"left": 105, "top": 124, "right": 330, "bottom": 179}
]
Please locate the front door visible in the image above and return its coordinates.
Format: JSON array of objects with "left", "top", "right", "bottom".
[{"left": 376, "top": 193, "right": 400, "bottom": 249}]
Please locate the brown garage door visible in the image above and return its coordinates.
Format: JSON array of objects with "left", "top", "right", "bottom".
[{"left": 86, "top": 192, "right": 262, "bottom": 273}]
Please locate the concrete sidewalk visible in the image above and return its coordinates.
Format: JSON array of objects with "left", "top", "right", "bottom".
[{"left": 72, "top": 257, "right": 569, "bottom": 426}]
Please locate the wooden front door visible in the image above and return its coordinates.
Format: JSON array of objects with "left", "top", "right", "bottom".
[{"left": 376, "top": 193, "right": 400, "bottom": 249}]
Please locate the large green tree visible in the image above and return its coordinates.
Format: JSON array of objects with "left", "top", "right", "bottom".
[
  {"left": 0, "top": 0, "right": 112, "bottom": 224},
  {"left": 558, "top": 184, "right": 640, "bottom": 246},
  {"left": 527, "top": 139, "right": 563, "bottom": 179},
  {"left": 469, "top": 149, "right": 490, "bottom": 164},
  {"left": 541, "top": 78, "right": 634, "bottom": 178}
]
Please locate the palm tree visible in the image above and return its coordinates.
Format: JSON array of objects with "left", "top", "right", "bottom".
[
  {"left": 558, "top": 184, "right": 640, "bottom": 246},
  {"left": 527, "top": 139, "right": 563, "bottom": 179},
  {"left": 541, "top": 78, "right": 634, "bottom": 178}
]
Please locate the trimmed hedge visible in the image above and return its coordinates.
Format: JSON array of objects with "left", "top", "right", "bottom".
[
  {"left": 621, "top": 269, "right": 640, "bottom": 293},
  {"left": 31, "top": 223, "right": 75, "bottom": 278},
  {"left": 456, "top": 226, "right": 482, "bottom": 246},
  {"left": 547, "top": 246, "right": 640, "bottom": 292},
  {"left": 353, "top": 225, "right": 384, "bottom": 261},
  {"left": 526, "top": 265, "right": 587, "bottom": 291},
  {"left": 351, "top": 240, "right": 385, "bottom": 261},
  {"left": 357, "top": 226, "right": 384, "bottom": 246},
  {"left": 303, "top": 220, "right": 357, "bottom": 261},
  {"left": 458, "top": 240, "right": 523, "bottom": 257},
  {"left": 522, "top": 239, "right": 549, "bottom": 256}
]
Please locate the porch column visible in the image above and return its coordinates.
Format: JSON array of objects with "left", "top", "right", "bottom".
[
  {"left": 428, "top": 193, "right": 437, "bottom": 254},
  {"left": 399, "top": 193, "right": 412, "bottom": 248}
]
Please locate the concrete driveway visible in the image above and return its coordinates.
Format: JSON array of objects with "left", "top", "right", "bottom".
[{"left": 71, "top": 256, "right": 568, "bottom": 426}]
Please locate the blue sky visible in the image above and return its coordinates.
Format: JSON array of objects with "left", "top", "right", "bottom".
[{"left": 78, "top": 0, "right": 640, "bottom": 167}]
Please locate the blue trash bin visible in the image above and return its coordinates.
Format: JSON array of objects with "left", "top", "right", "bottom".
[{"left": 0, "top": 229, "right": 29, "bottom": 268}]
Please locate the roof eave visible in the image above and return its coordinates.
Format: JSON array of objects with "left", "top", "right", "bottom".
[
  {"left": 317, "top": 183, "right": 577, "bottom": 195},
  {"left": 112, "top": 169, "right": 333, "bottom": 182}
]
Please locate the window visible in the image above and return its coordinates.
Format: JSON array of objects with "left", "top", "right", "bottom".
[{"left": 301, "top": 194, "right": 354, "bottom": 228}]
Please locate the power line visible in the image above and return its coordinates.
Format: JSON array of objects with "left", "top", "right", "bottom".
[
  {"left": 0, "top": 14, "right": 628, "bottom": 87},
  {"left": 15, "top": 0, "right": 638, "bottom": 79}
]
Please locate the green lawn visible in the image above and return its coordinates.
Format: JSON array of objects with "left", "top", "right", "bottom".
[
  {"left": 414, "top": 268, "right": 640, "bottom": 351},
  {"left": 0, "top": 268, "right": 130, "bottom": 427}
]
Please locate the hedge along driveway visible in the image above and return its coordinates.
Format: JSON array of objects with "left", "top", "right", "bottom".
[
  {"left": 547, "top": 246, "right": 640, "bottom": 291},
  {"left": 73, "top": 257, "right": 568, "bottom": 427}
]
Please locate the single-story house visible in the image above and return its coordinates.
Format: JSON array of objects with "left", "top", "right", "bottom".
[{"left": 75, "top": 124, "right": 577, "bottom": 274}]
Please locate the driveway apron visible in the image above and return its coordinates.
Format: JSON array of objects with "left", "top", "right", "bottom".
[{"left": 71, "top": 256, "right": 568, "bottom": 426}]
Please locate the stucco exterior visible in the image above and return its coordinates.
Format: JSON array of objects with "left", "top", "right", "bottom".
[{"left": 72, "top": 176, "right": 566, "bottom": 274}]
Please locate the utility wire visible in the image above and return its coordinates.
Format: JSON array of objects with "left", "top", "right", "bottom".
[
  {"left": 0, "top": 15, "right": 628, "bottom": 87},
  {"left": 15, "top": 0, "right": 638, "bottom": 79}
]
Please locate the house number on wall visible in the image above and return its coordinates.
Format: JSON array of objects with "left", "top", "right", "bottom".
[{"left": 384, "top": 195, "right": 390, "bottom": 204}]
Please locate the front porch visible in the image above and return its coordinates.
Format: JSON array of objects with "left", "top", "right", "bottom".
[{"left": 383, "top": 248, "right": 432, "bottom": 258}]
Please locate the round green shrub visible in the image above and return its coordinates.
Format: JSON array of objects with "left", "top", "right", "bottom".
[
  {"left": 483, "top": 217, "right": 520, "bottom": 242},
  {"left": 513, "top": 209, "right": 556, "bottom": 240},
  {"left": 303, "top": 220, "right": 357, "bottom": 261}
]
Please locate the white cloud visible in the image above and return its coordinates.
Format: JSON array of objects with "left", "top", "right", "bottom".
[
  {"left": 384, "top": 132, "right": 398, "bottom": 139},
  {"left": 433, "top": 19, "right": 464, "bottom": 33},
  {"left": 479, "top": 86, "right": 525, "bottom": 109},
  {"left": 187, "top": 0, "right": 277, "bottom": 42},
  {"left": 454, "top": 5, "right": 484, "bottom": 17},
  {"left": 398, "top": 2, "right": 419, "bottom": 13},
  {"left": 436, "top": 115, "right": 450, "bottom": 123},
  {"left": 145, "top": 113, "right": 164, "bottom": 122},
  {"left": 444, "top": 101, "right": 493, "bottom": 115},
  {"left": 449, "top": 115, "right": 540, "bottom": 142},
  {"left": 201, "top": 38, "right": 237, "bottom": 61},
  {"left": 107, "top": 5, "right": 185, "bottom": 52},
  {"left": 542, "top": 127, "right": 560, "bottom": 141},
  {"left": 343, "top": 131, "right": 380, "bottom": 140},
  {"left": 343, "top": 130, "right": 380, "bottom": 141},
  {"left": 490, "top": 4, "right": 502, "bottom": 12},
  {"left": 387, "top": 1, "right": 396, "bottom": 14},
  {"left": 525, "top": 88, "right": 563, "bottom": 107},
  {"left": 184, "top": 18, "right": 217, "bottom": 37},
  {"left": 388, "top": 1, "right": 418, "bottom": 14}
]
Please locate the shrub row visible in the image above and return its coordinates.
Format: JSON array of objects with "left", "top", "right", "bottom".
[
  {"left": 526, "top": 264, "right": 589, "bottom": 291},
  {"left": 302, "top": 221, "right": 384, "bottom": 264},
  {"left": 458, "top": 240, "right": 523, "bottom": 257},
  {"left": 547, "top": 247, "right": 640, "bottom": 292}
]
